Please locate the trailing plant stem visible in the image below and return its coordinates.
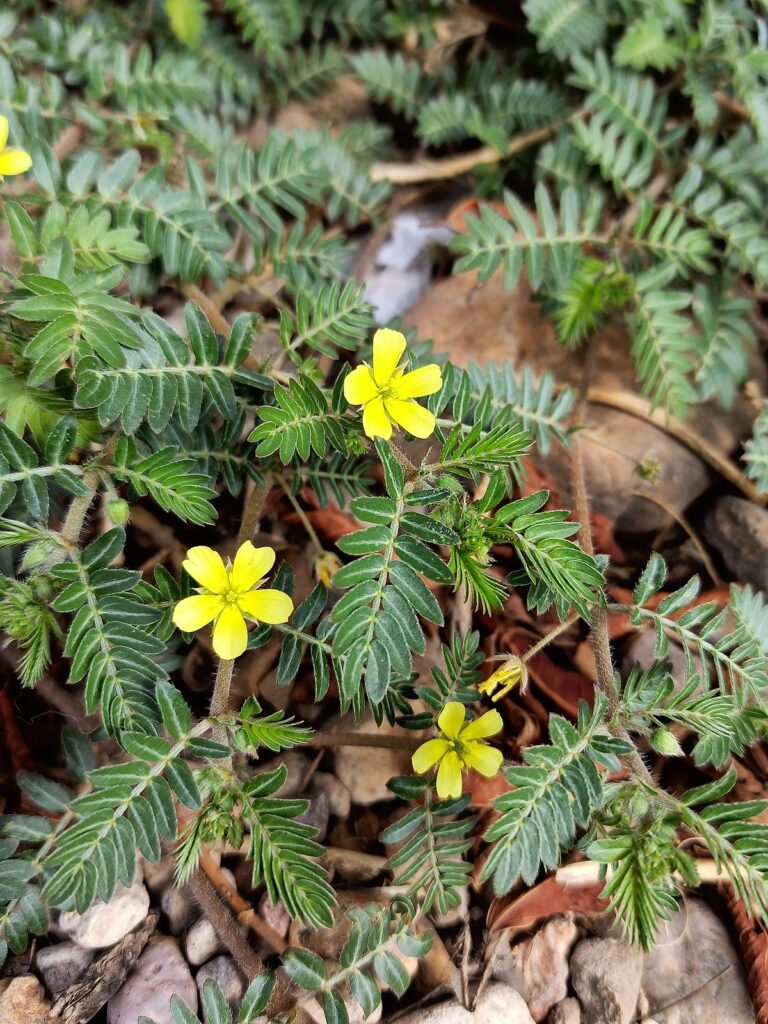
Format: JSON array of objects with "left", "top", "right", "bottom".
[
  {"left": 209, "top": 657, "right": 235, "bottom": 747},
  {"left": 303, "top": 731, "right": 423, "bottom": 752},
  {"left": 571, "top": 416, "right": 657, "bottom": 789},
  {"left": 237, "top": 474, "right": 273, "bottom": 545}
]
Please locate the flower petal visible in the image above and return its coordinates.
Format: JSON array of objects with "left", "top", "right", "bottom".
[
  {"left": 384, "top": 398, "right": 436, "bottom": 439},
  {"left": 183, "top": 546, "right": 229, "bottom": 594},
  {"left": 212, "top": 603, "right": 248, "bottom": 660},
  {"left": 362, "top": 396, "right": 393, "bottom": 440},
  {"left": 436, "top": 750, "right": 463, "bottom": 799},
  {"left": 0, "top": 148, "right": 32, "bottom": 176},
  {"left": 412, "top": 738, "right": 450, "bottom": 774},
  {"left": 231, "top": 541, "right": 275, "bottom": 593},
  {"left": 344, "top": 365, "right": 379, "bottom": 406},
  {"left": 394, "top": 364, "right": 442, "bottom": 399},
  {"left": 0, "top": 116, "right": 8, "bottom": 150},
  {"left": 173, "top": 594, "right": 224, "bottom": 631},
  {"left": 237, "top": 588, "right": 293, "bottom": 624},
  {"left": 460, "top": 709, "right": 503, "bottom": 741},
  {"left": 437, "top": 701, "right": 467, "bottom": 741},
  {"left": 372, "top": 328, "right": 406, "bottom": 387},
  {"left": 463, "top": 741, "right": 503, "bottom": 777}
]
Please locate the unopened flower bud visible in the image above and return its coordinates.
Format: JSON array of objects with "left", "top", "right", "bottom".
[
  {"left": 106, "top": 498, "right": 130, "bottom": 525},
  {"left": 651, "top": 725, "right": 683, "bottom": 757}
]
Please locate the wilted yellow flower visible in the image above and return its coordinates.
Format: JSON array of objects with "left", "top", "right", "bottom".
[
  {"left": 478, "top": 656, "right": 526, "bottom": 702},
  {"left": 344, "top": 328, "right": 442, "bottom": 440},
  {"left": 412, "top": 701, "right": 503, "bottom": 799},
  {"left": 314, "top": 550, "right": 342, "bottom": 588},
  {"left": 0, "top": 116, "right": 32, "bottom": 178},
  {"left": 173, "top": 542, "right": 293, "bottom": 661}
]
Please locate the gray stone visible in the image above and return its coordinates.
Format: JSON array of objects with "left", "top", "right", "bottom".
[
  {"left": 333, "top": 716, "right": 414, "bottom": 805},
  {"left": 35, "top": 941, "right": 95, "bottom": 994},
  {"left": 494, "top": 916, "right": 578, "bottom": 1022},
  {"left": 548, "top": 999, "right": 582, "bottom": 1024},
  {"left": 391, "top": 982, "right": 535, "bottom": 1024},
  {"left": 258, "top": 892, "right": 290, "bottom": 939},
  {"left": 704, "top": 496, "right": 768, "bottom": 589},
  {"left": 160, "top": 884, "right": 199, "bottom": 936},
  {"left": 313, "top": 771, "right": 351, "bottom": 820},
  {"left": 107, "top": 936, "right": 197, "bottom": 1024},
  {"left": 401, "top": 277, "right": 748, "bottom": 535},
  {"left": 196, "top": 956, "right": 245, "bottom": 1012},
  {"left": 142, "top": 856, "right": 175, "bottom": 894},
  {"left": 570, "top": 937, "right": 642, "bottom": 1024},
  {"left": 59, "top": 880, "right": 150, "bottom": 949},
  {"left": 185, "top": 917, "right": 225, "bottom": 966},
  {"left": 0, "top": 976, "right": 51, "bottom": 1024},
  {"left": 640, "top": 898, "right": 754, "bottom": 1023},
  {"left": 297, "top": 786, "right": 330, "bottom": 842}
]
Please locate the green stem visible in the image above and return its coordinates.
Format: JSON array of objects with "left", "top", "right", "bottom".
[{"left": 275, "top": 474, "right": 323, "bottom": 554}]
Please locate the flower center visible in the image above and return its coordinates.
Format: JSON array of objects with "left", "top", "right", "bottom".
[
  {"left": 224, "top": 589, "right": 240, "bottom": 605},
  {"left": 450, "top": 738, "right": 468, "bottom": 759}
]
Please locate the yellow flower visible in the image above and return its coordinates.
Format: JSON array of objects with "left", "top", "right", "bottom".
[
  {"left": 344, "top": 328, "right": 442, "bottom": 440},
  {"left": 412, "top": 701, "right": 504, "bottom": 799},
  {"left": 478, "top": 657, "right": 526, "bottom": 703},
  {"left": 173, "top": 542, "right": 293, "bottom": 661},
  {"left": 314, "top": 550, "right": 342, "bottom": 588},
  {"left": 0, "top": 116, "right": 32, "bottom": 178}
]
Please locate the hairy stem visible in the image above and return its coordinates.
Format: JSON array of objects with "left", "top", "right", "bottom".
[
  {"left": 237, "top": 474, "right": 273, "bottom": 546},
  {"left": 209, "top": 657, "right": 235, "bottom": 718},
  {"left": 303, "top": 732, "right": 422, "bottom": 752},
  {"left": 187, "top": 869, "right": 264, "bottom": 978},
  {"left": 200, "top": 850, "right": 287, "bottom": 954},
  {"left": 522, "top": 612, "right": 581, "bottom": 663},
  {"left": 571, "top": 358, "right": 658, "bottom": 790},
  {"left": 59, "top": 490, "right": 96, "bottom": 547},
  {"left": 209, "top": 657, "right": 235, "bottom": 755}
]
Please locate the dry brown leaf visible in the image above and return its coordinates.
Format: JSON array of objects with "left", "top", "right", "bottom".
[{"left": 487, "top": 875, "right": 610, "bottom": 934}]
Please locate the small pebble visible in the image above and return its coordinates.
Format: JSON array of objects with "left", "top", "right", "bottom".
[
  {"left": 160, "top": 884, "right": 199, "bottom": 936},
  {"left": 185, "top": 917, "right": 225, "bottom": 967},
  {"left": 58, "top": 880, "right": 149, "bottom": 949},
  {"left": 107, "top": 936, "right": 197, "bottom": 1024},
  {"left": 0, "top": 975, "right": 51, "bottom": 1024},
  {"left": 196, "top": 956, "right": 245, "bottom": 1012},
  {"left": 35, "top": 941, "right": 95, "bottom": 995}
]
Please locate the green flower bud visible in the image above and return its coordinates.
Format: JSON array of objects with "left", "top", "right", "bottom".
[
  {"left": 107, "top": 498, "right": 130, "bottom": 525},
  {"left": 21, "top": 539, "right": 60, "bottom": 570},
  {"left": 651, "top": 725, "right": 683, "bottom": 757}
]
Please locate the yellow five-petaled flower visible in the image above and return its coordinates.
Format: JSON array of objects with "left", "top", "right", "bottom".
[
  {"left": 173, "top": 542, "right": 293, "bottom": 661},
  {"left": 0, "top": 116, "right": 32, "bottom": 178},
  {"left": 412, "top": 701, "right": 504, "bottom": 800},
  {"left": 344, "top": 328, "right": 442, "bottom": 440}
]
